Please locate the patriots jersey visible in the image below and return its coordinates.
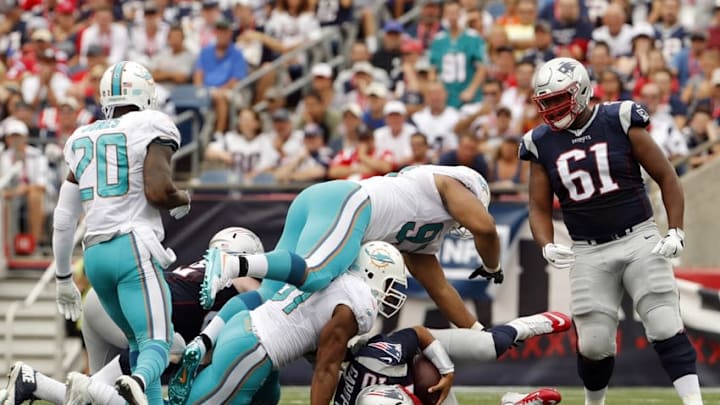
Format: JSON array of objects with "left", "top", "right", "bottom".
[
  {"left": 334, "top": 328, "right": 420, "bottom": 405},
  {"left": 519, "top": 101, "right": 654, "bottom": 241}
]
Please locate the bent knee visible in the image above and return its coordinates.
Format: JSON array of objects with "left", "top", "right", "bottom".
[{"left": 576, "top": 314, "right": 618, "bottom": 360}]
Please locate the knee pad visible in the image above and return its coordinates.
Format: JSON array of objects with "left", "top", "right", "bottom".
[
  {"left": 653, "top": 333, "right": 697, "bottom": 381},
  {"left": 637, "top": 293, "right": 683, "bottom": 342},
  {"left": 575, "top": 314, "right": 618, "bottom": 360}
]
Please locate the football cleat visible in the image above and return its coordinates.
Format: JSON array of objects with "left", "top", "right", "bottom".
[
  {"left": 64, "top": 371, "right": 93, "bottom": 405},
  {"left": 508, "top": 312, "right": 571, "bottom": 341},
  {"left": 115, "top": 375, "right": 147, "bottom": 405},
  {"left": 168, "top": 337, "right": 207, "bottom": 405},
  {"left": 200, "top": 248, "right": 244, "bottom": 310},
  {"left": 514, "top": 388, "right": 562, "bottom": 405},
  {"left": 4, "top": 362, "right": 37, "bottom": 405}
]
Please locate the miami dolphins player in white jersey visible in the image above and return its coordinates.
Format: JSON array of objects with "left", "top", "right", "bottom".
[
  {"left": 181, "top": 165, "right": 503, "bottom": 394},
  {"left": 53, "top": 61, "right": 191, "bottom": 405}
]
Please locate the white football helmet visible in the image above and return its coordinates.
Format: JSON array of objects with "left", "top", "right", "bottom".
[
  {"left": 99, "top": 61, "right": 157, "bottom": 118},
  {"left": 209, "top": 227, "right": 264, "bottom": 254},
  {"left": 356, "top": 384, "right": 415, "bottom": 405},
  {"left": 349, "top": 241, "right": 407, "bottom": 319},
  {"left": 531, "top": 57, "right": 593, "bottom": 130}
]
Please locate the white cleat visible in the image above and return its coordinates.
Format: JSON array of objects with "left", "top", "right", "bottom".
[
  {"left": 64, "top": 372, "right": 93, "bottom": 405},
  {"left": 508, "top": 311, "right": 571, "bottom": 341},
  {"left": 115, "top": 375, "right": 148, "bottom": 405}
]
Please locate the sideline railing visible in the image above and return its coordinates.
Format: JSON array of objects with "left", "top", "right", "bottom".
[
  {"left": 0, "top": 162, "right": 23, "bottom": 278},
  {"left": 4, "top": 221, "right": 85, "bottom": 378}
]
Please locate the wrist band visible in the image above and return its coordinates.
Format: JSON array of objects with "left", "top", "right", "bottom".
[{"left": 422, "top": 340, "right": 454, "bottom": 375}]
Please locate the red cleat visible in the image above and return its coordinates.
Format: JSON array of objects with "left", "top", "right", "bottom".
[{"left": 515, "top": 388, "right": 562, "bottom": 405}]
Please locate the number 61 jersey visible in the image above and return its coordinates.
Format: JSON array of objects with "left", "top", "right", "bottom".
[
  {"left": 519, "top": 101, "right": 654, "bottom": 242},
  {"left": 63, "top": 109, "right": 181, "bottom": 241}
]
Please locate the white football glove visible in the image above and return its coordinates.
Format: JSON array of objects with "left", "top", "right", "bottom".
[
  {"left": 542, "top": 243, "right": 575, "bottom": 270},
  {"left": 169, "top": 190, "right": 191, "bottom": 219},
  {"left": 56, "top": 277, "right": 82, "bottom": 322},
  {"left": 652, "top": 228, "right": 685, "bottom": 258}
]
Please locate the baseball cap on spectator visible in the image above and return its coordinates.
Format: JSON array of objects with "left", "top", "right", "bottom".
[
  {"left": 56, "top": 1, "right": 75, "bottom": 14},
  {"left": 715, "top": 0, "right": 720, "bottom": 9},
  {"left": 215, "top": 17, "right": 232, "bottom": 30},
  {"left": 383, "top": 100, "right": 406, "bottom": 116},
  {"left": 415, "top": 58, "right": 432, "bottom": 73},
  {"left": 234, "top": 0, "right": 253, "bottom": 7},
  {"left": 87, "top": 44, "right": 105, "bottom": 58},
  {"left": 311, "top": 63, "right": 333, "bottom": 79},
  {"left": 689, "top": 29, "right": 707, "bottom": 41},
  {"left": 144, "top": 1, "right": 159, "bottom": 14},
  {"left": 342, "top": 103, "right": 363, "bottom": 118},
  {"left": 712, "top": 68, "right": 720, "bottom": 86},
  {"left": 59, "top": 97, "right": 80, "bottom": 110},
  {"left": 535, "top": 20, "right": 552, "bottom": 33},
  {"left": 365, "top": 82, "right": 388, "bottom": 98},
  {"left": 272, "top": 108, "right": 291, "bottom": 122},
  {"left": 401, "top": 39, "right": 423, "bottom": 54},
  {"left": 4, "top": 119, "right": 28, "bottom": 137},
  {"left": 31, "top": 29, "right": 53, "bottom": 43},
  {"left": 203, "top": 0, "right": 220, "bottom": 8},
  {"left": 304, "top": 123, "right": 325, "bottom": 138},
  {"left": 383, "top": 21, "right": 404, "bottom": 34},
  {"left": 632, "top": 22, "right": 655, "bottom": 40},
  {"left": 352, "top": 61, "right": 374, "bottom": 76}
]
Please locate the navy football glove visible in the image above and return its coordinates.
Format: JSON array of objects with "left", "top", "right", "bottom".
[{"left": 468, "top": 265, "right": 504, "bottom": 284}]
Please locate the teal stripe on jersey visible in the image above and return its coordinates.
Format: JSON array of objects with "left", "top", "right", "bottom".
[{"left": 111, "top": 62, "right": 126, "bottom": 96}]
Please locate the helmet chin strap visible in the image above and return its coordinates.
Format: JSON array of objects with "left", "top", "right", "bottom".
[{"left": 551, "top": 113, "right": 575, "bottom": 130}]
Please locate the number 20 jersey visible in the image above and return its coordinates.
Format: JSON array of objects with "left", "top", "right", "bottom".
[
  {"left": 63, "top": 110, "right": 181, "bottom": 242},
  {"left": 519, "top": 101, "right": 653, "bottom": 241}
]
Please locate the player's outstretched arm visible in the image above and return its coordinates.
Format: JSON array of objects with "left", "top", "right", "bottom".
[
  {"left": 53, "top": 173, "right": 84, "bottom": 321},
  {"left": 311, "top": 305, "right": 359, "bottom": 405},
  {"left": 436, "top": 175, "right": 500, "bottom": 270},
  {"left": 404, "top": 253, "right": 479, "bottom": 329},
  {"left": 143, "top": 142, "right": 190, "bottom": 211}
]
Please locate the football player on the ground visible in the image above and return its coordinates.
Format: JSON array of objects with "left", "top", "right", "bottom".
[
  {"left": 2, "top": 228, "right": 267, "bottom": 405},
  {"left": 168, "top": 241, "right": 411, "bottom": 405},
  {"left": 520, "top": 57, "right": 702, "bottom": 405},
  {"left": 337, "top": 311, "right": 569, "bottom": 405}
]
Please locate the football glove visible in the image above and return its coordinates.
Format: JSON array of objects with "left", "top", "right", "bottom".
[
  {"left": 169, "top": 190, "right": 191, "bottom": 219},
  {"left": 542, "top": 243, "right": 575, "bottom": 270},
  {"left": 56, "top": 277, "right": 82, "bottom": 322},
  {"left": 469, "top": 265, "right": 504, "bottom": 284},
  {"left": 652, "top": 228, "right": 685, "bottom": 258}
]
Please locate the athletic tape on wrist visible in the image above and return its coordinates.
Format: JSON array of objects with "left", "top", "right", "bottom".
[{"left": 422, "top": 340, "right": 454, "bottom": 375}]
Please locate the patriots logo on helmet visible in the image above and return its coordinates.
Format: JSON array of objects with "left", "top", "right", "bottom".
[
  {"left": 367, "top": 341, "right": 403, "bottom": 364},
  {"left": 557, "top": 61, "right": 576, "bottom": 76},
  {"left": 365, "top": 388, "right": 406, "bottom": 399}
]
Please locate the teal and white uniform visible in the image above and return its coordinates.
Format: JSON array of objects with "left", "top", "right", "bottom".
[
  {"left": 429, "top": 29, "right": 485, "bottom": 108},
  {"left": 185, "top": 274, "right": 378, "bottom": 404},
  {"left": 63, "top": 109, "right": 180, "bottom": 405}
]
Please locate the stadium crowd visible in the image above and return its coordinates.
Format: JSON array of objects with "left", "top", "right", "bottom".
[{"left": 0, "top": 0, "right": 720, "bottom": 254}]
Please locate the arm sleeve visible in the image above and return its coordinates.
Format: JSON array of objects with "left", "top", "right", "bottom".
[{"left": 52, "top": 181, "right": 83, "bottom": 278}]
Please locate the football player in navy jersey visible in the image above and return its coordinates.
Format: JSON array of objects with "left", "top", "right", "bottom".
[{"left": 519, "top": 57, "right": 702, "bottom": 405}]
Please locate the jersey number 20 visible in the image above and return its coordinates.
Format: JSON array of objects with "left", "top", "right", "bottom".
[
  {"left": 556, "top": 143, "right": 619, "bottom": 201},
  {"left": 72, "top": 133, "right": 129, "bottom": 201}
]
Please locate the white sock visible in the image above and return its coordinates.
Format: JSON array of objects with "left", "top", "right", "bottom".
[
  {"left": 33, "top": 371, "right": 65, "bottom": 404},
  {"left": 585, "top": 387, "right": 607, "bottom": 405},
  {"left": 203, "top": 316, "right": 226, "bottom": 345},
  {"left": 92, "top": 356, "right": 123, "bottom": 385},
  {"left": 673, "top": 374, "right": 703, "bottom": 405},
  {"left": 88, "top": 379, "right": 126, "bottom": 405},
  {"left": 244, "top": 254, "right": 269, "bottom": 278},
  {"left": 501, "top": 392, "right": 525, "bottom": 404}
]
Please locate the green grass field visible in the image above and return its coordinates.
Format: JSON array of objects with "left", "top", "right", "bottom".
[{"left": 278, "top": 386, "right": 720, "bottom": 404}]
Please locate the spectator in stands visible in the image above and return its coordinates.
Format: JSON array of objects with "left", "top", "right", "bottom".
[
  {"left": 76, "top": 64, "right": 106, "bottom": 122},
  {"left": 429, "top": 1, "right": 486, "bottom": 108},
  {"left": 232, "top": 0, "right": 266, "bottom": 69},
  {"left": 374, "top": 100, "right": 416, "bottom": 167},
  {"left": 548, "top": 0, "right": 593, "bottom": 61},
  {"left": 315, "top": 0, "right": 353, "bottom": 28},
  {"left": 362, "top": 82, "right": 388, "bottom": 131},
  {"left": 456, "top": 79, "right": 503, "bottom": 140},
  {"left": 710, "top": 2, "right": 720, "bottom": 50},
  {"left": 596, "top": 69, "right": 632, "bottom": 103},
  {"left": 259, "top": 87, "right": 287, "bottom": 132},
  {"left": 186, "top": 0, "right": 223, "bottom": 54},
  {"left": 652, "top": 68, "right": 687, "bottom": 129},
  {"left": 653, "top": 0, "right": 687, "bottom": 64},
  {"left": 297, "top": 90, "right": 341, "bottom": 142},
  {"left": 673, "top": 29, "right": 707, "bottom": 89},
  {"left": 205, "top": 107, "right": 279, "bottom": 184},
  {"left": 487, "top": 46, "right": 517, "bottom": 89},
  {"left": 501, "top": 0, "right": 538, "bottom": 52},
  {"left": 681, "top": 49, "right": 720, "bottom": 107},
  {"left": 335, "top": 44, "right": 390, "bottom": 95},
  {"left": 309, "top": 63, "right": 343, "bottom": 112},
  {"left": 591, "top": 3, "right": 633, "bottom": 58},
  {"left": 402, "top": 132, "right": 434, "bottom": 168},
  {"left": 490, "top": 135, "right": 528, "bottom": 186},
  {"left": 22, "top": 49, "right": 71, "bottom": 109},
  {"left": 328, "top": 125, "right": 395, "bottom": 180},
  {"left": 51, "top": 1, "right": 79, "bottom": 45},
  {"left": 39, "top": 96, "right": 91, "bottom": 145},
  {"left": 485, "top": 24, "right": 511, "bottom": 65},
  {"left": 78, "top": 5, "right": 128, "bottom": 66},
  {"left": 521, "top": 20, "right": 556, "bottom": 66},
  {"left": 150, "top": 25, "right": 195, "bottom": 89},
  {"left": 127, "top": 1, "right": 169, "bottom": 67},
  {"left": 194, "top": 17, "right": 249, "bottom": 135},
  {"left": 438, "top": 132, "right": 488, "bottom": 178},
  {"left": 640, "top": 82, "right": 689, "bottom": 161},
  {"left": 371, "top": 21, "right": 404, "bottom": 78},
  {"left": 248, "top": 0, "right": 322, "bottom": 56},
  {"left": 587, "top": 41, "right": 613, "bottom": 86},
  {"left": 330, "top": 102, "right": 364, "bottom": 154},
  {"left": 500, "top": 60, "right": 533, "bottom": 134},
  {"left": 407, "top": 0, "right": 443, "bottom": 50},
  {"left": 0, "top": 119, "right": 48, "bottom": 251},
  {"left": 412, "top": 81, "right": 459, "bottom": 156},
  {"left": 616, "top": 22, "right": 656, "bottom": 86},
  {"left": 683, "top": 107, "right": 720, "bottom": 168},
  {"left": 272, "top": 123, "right": 333, "bottom": 184},
  {"left": 267, "top": 108, "right": 304, "bottom": 163}
]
